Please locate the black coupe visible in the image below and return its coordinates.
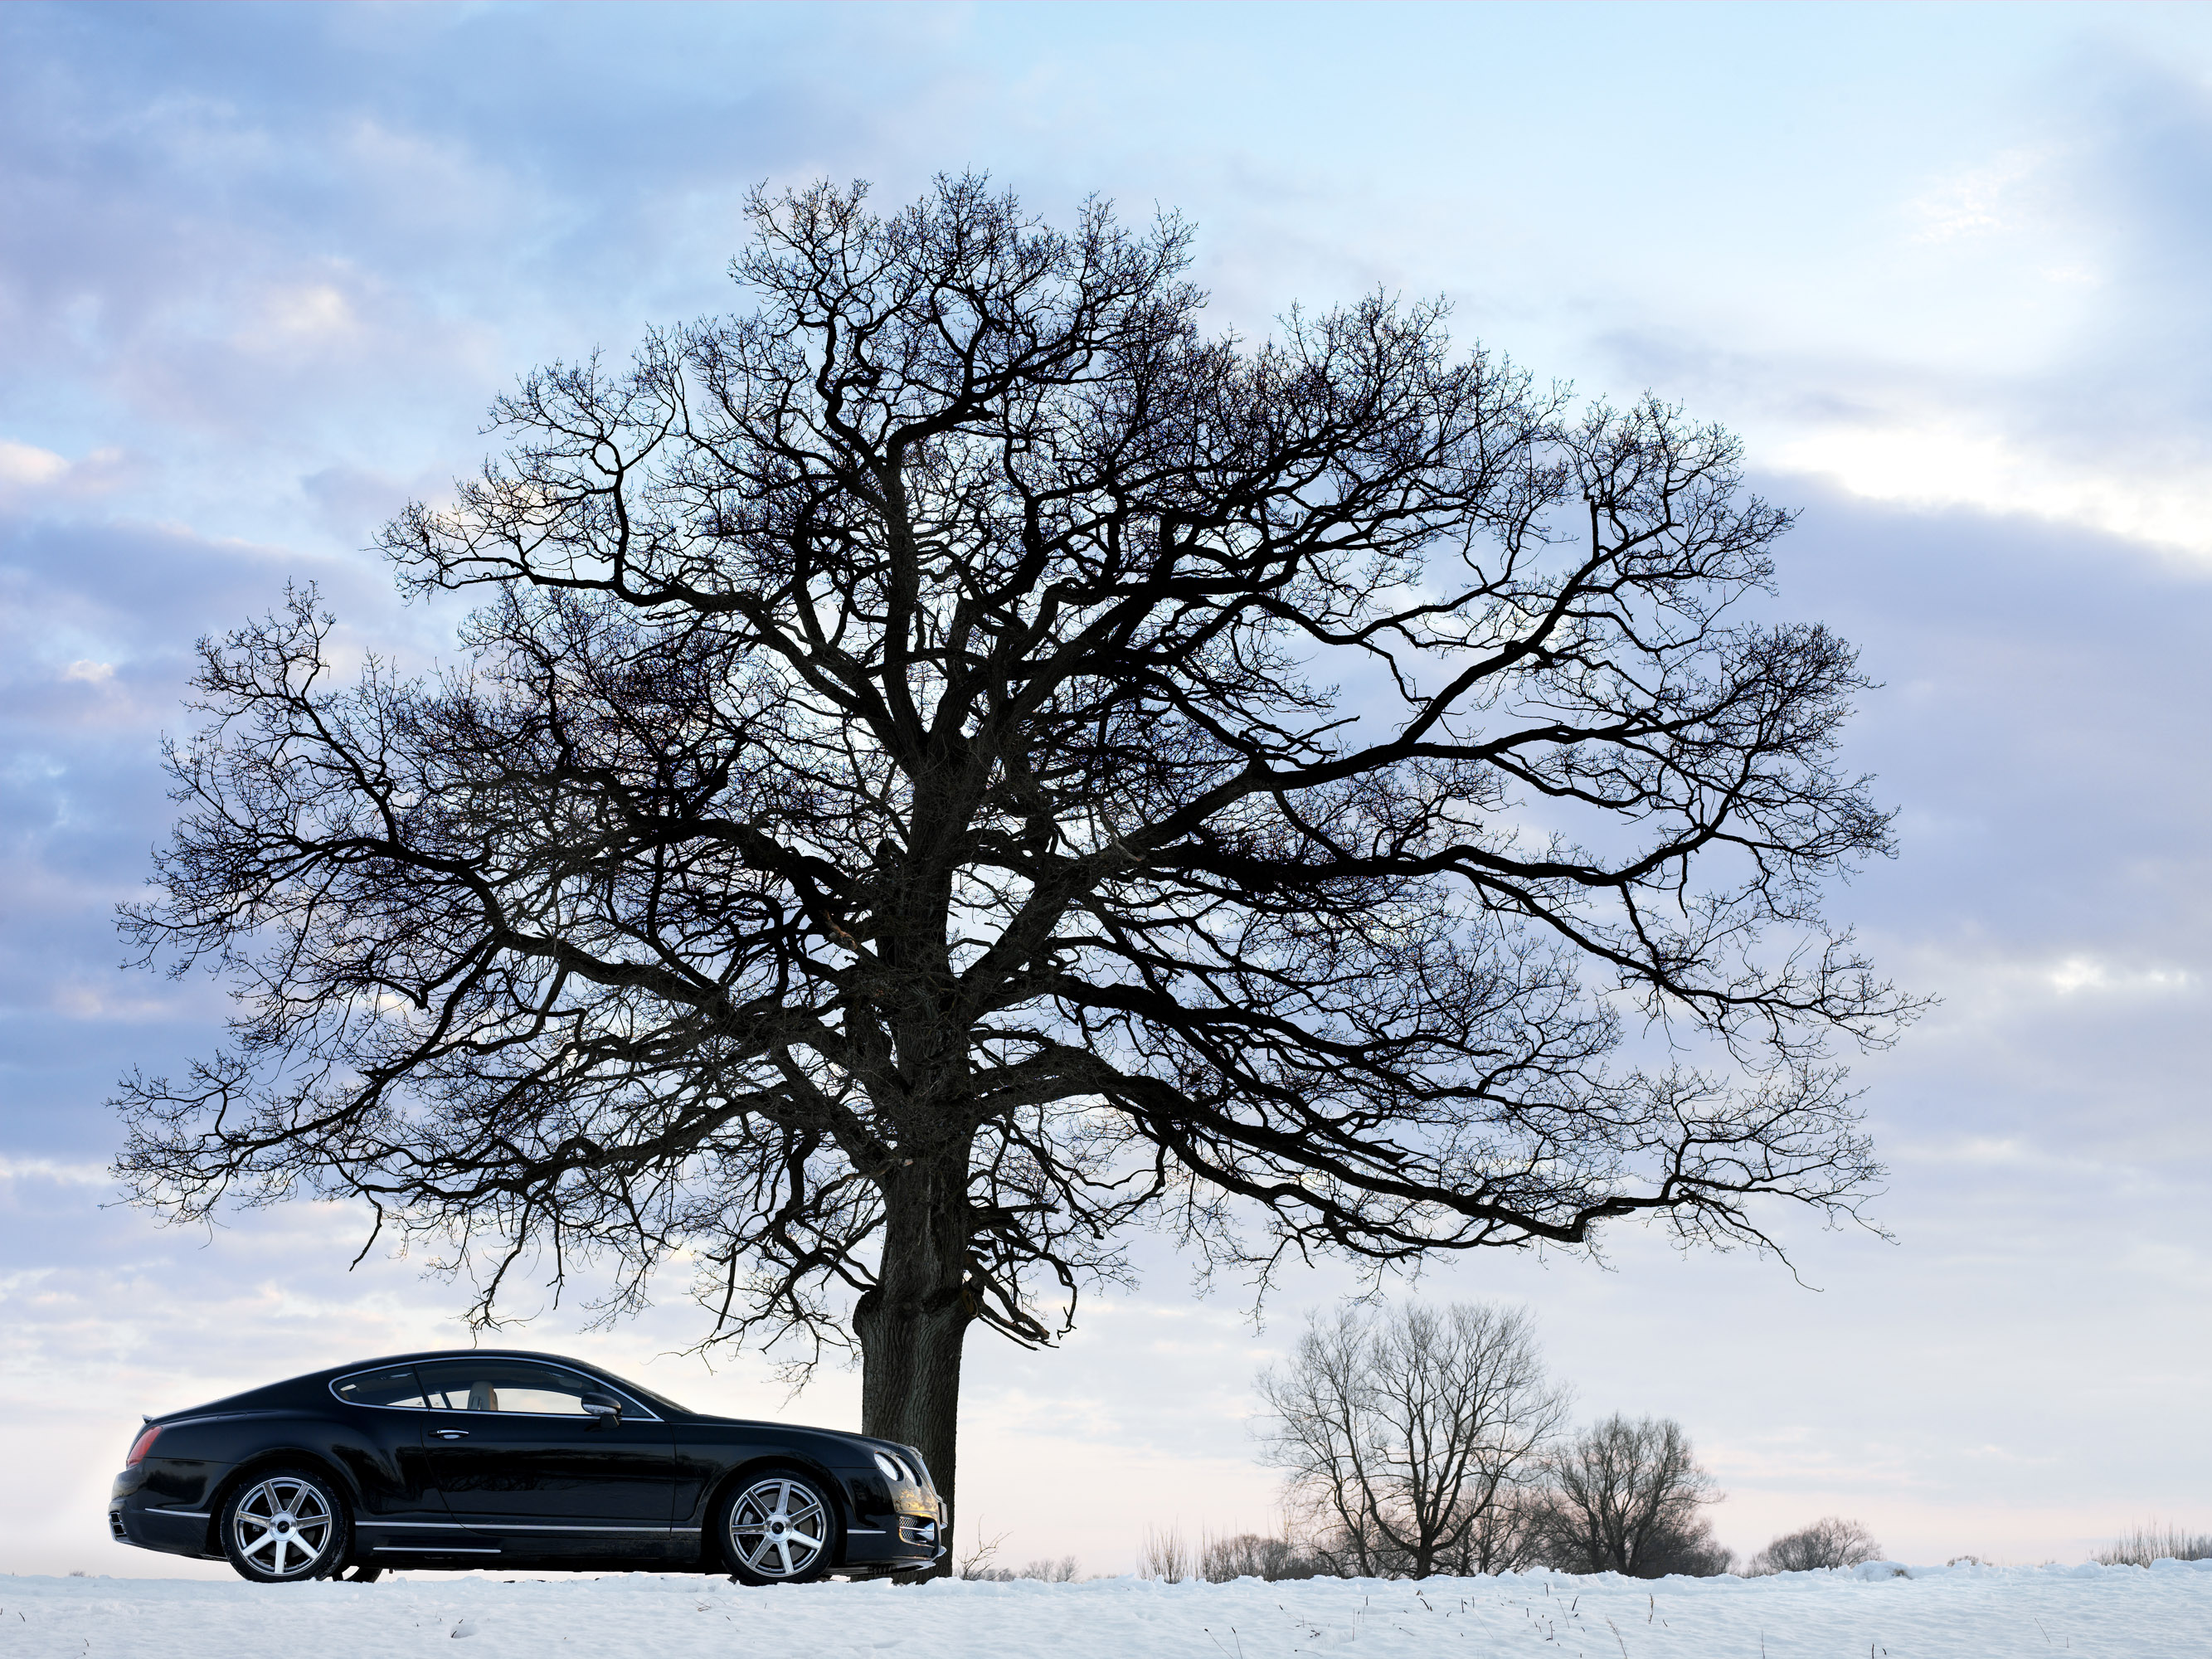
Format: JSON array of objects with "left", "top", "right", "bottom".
[{"left": 108, "top": 1350, "right": 944, "bottom": 1584}]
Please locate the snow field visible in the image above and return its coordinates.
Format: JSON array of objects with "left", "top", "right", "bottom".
[{"left": 6, "top": 1560, "right": 2211, "bottom": 1658}]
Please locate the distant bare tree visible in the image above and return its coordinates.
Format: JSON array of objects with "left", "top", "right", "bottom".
[
  {"left": 1258, "top": 1301, "right": 1568, "bottom": 1578},
  {"left": 1748, "top": 1515, "right": 1881, "bottom": 1574},
  {"left": 1139, "top": 1524, "right": 1193, "bottom": 1583},
  {"left": 1529, "top": 1414, "right": 1729, "bottom": 1578},
  {"left": 1434, "top": 1485, "right": 1549, "bottom": 1575},
  {"left": 956, "top": 1525, "right": 1014, "bottom": 1580}
]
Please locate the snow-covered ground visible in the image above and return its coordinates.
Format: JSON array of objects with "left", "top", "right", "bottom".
[{"left": 7, "top": 1561, "right": 2210, "bottom": 1657}]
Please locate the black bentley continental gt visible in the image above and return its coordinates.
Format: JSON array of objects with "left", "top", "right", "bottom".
[{"left": 108, "top": 1350, "right": 944, "bottom": 1584}]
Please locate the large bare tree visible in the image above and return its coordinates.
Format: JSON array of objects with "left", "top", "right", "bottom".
[{"left": 116, "top": 175, "right": 1907, "bottom": 1551}]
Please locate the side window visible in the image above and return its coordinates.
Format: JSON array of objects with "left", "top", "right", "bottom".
[
  {"left": 415, "top": 1360, "right": 618, "bottom": 1417},
  {"left": 332, "top": 1365, "right": 431, "bottom": 1408}
]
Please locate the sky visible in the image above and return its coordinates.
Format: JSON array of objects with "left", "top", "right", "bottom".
[{"left": 2, "top": 1, "right": 2208, "bottom": 1579}]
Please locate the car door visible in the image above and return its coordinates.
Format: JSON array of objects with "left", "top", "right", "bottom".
[
  {"left": 328, "top": 1364, "right": 502, "bottom": 1562},
  {"left": 413, "top": 1359, "right": 677, "bottom": 1559}
]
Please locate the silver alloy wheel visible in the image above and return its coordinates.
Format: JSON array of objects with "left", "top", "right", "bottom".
[
  {"left": 725, "top": 1476, "right": 829, "bottom": 1579},
  {"left": 231, "top": 1476, "right": 334, "bottom": 1578}
]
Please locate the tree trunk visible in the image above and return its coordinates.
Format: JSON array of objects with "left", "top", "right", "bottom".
[{"left": 853, "top": 1143, "right": 974, "bottom": 1577}]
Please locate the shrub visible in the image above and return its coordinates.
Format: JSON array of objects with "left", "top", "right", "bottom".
[{"left": 1748, "top": 1516, "right": 1884, "bottom": 1574}]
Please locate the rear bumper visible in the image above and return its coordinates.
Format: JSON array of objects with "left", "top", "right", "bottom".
[
  {"left": 109, "top": 1495, "right": 216, "bottom": 1559},
  {"left": 110, "top": 1461, "right": 228, "bottom": 1560}
]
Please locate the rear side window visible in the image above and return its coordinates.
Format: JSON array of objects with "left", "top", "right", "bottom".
[
  {"left": 415, "top": 1359, "right": 644, "bottom": 1418},
  {"left": 331, "top": 1365, "right": 432, "bottom": 1408}
]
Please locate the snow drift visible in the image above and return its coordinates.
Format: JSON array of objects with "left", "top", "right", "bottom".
[{"left": 6, "top": 1559, "right": 2210, "bottom": 1657}]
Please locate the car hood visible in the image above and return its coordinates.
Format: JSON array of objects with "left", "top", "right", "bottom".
[{"left": 679, "top": 1414, "right": 930, "bottom": 1470}]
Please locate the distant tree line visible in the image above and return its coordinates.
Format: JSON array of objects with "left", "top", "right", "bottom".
[
  {"left": 2094, "top": 1524, "right": 2212, "bottom": 1568},
  {"left": 1141, "top": 1299, "right": 1892, "bottom": 1583},
  {"left": 968, "top": 1509, "right": 2212, "bottom": 1584}
]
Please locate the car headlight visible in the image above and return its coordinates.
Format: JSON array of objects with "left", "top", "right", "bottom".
[{"left": 873, "top": 1451, "right": 907, "bottom": 1484}]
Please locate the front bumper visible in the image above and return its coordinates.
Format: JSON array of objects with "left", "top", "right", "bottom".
[{"left": 840, "top": 1513, "right": 944, "bottom": 1575}]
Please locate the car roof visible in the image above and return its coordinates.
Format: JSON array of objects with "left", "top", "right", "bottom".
[
  {"left": 327, "top": 1350, "right": 697, "bottom": 1413},
  {"left": 327, "top": 1347, "right": 627, "bottom": 1376},
  {"left": 148, "top": 1348, "right": 693, "bottom": 1423}
]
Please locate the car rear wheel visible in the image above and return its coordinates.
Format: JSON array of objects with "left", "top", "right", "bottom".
[
  {"left": 718, "top": 1470, "right": 837, "bottom": 1584},
  {"left": 219, "top": 1469, "right": 349, "bottom": 1584}
]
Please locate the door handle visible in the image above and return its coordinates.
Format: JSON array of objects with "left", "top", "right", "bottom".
[{"left": 434, "top": 1429, "right": 470, "bottom": 1440}]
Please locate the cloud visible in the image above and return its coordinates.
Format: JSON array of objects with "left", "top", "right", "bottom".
[
  {"left": 1770, "top": 415, "right": 2212, "bottom": 562},
  {"left": 2043, "top": 956, "right": 2195, "bottom": 999},
  {"left": 1907, "top": 146, "right": 2056, "bottom": 244},
  {"left": 0, "top": 438, "right": 69, "bottom": 487},
  {"left": 1587, "top": 54, "right": 2212, "bottom": 567},
  {"left": 0, "top": 439, "right": 128, "bottom": 505},
  {"left": 233, "top": 279, "right": 362, "bottom": 353},
  {"left": 0, "top": 1154, "right": 109, "bottom": 1187}
]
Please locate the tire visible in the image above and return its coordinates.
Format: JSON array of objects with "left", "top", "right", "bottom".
[
  {"left": 717, "top": 1469, "right": 839, "bottom": 1585},
  {"left": 219, "top": 1468, "right": 350, "bottom": 1584}
]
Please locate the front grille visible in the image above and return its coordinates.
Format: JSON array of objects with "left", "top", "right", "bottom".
[{"left": 898, "top": 1518, "right": 937, "bottom": 1549}]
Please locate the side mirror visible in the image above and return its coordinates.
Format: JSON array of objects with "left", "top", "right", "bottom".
[{"left": 580, "top": 1392, "right": 622, "bottom": 1424}]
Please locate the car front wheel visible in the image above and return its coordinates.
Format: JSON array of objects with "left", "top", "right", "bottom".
[
  {"left": 718, "top": 1470, "right": 837, "bottom": 1585},
  {"left": 219, "top": 1469, "right": 349, "bottom": 1583}
]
